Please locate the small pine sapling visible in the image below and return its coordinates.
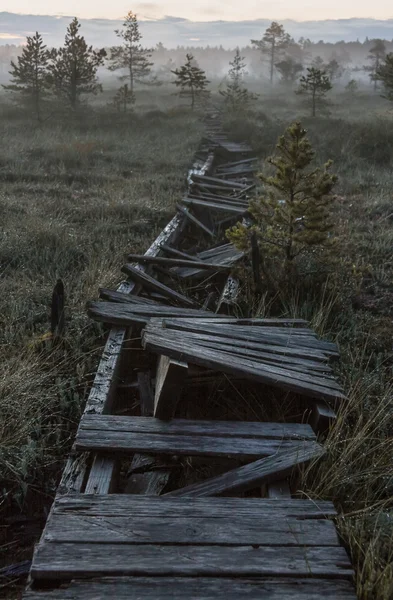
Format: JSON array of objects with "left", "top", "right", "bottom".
[
  {"left": 376, "top": 53, "right": 393, "bottom": 101},
  {"left": 112, "top": 84, "right": 135, "bottom": 112},
  {"left": 220, "top": 49, "right": 257, "bottom": 112},
  {"left": 3, "top": 32, "right": 51, "bottom": 122},
  {"left": 171, "top": 54, "right": 210, "bottom": 110},
  {"left": 227, "top": 122, "right": 338, "bottom": 287},
  {"left": 296, "top": 67, "right": 332, "bottom": 117}
]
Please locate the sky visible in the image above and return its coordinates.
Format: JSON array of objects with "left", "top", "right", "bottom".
[{"left": 3, "top": 1, "right": 393, "bottom": 21}]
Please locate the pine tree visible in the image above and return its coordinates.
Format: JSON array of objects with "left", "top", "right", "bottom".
[
  {"left": 364, "top": 39, "right": 386, "bottom": 91},
  {"left": 3, "top": 32, "right": 50, "bottom": 121},
  {"left": 171, "top": 54, "right": 210, "bottom": 110},
  {"left": 227, "top": 122, "right": 337, "bottom": 281},
  {"left": 325, "top": 58, "right": 343, "bottom": 81},
  {"left": 275, "top": 57, "right": 303, "bottom": 84},
  {"left": 251, "top": 22, "right": 291, "bottom": 84},
  {"left": 376, "top": 53, "right": 393, "bottom": 101},
  {"left": 112, "top": 84, "right": 135, "bottom": 112},
  {"left": 220, "top": 49, "right": 257, "bottom": 111},
  {"left": 297, "top": 68, "right": 332, "bottom": 117},
  {"left": 49, "top": 18, "right": 106, "bottom": 109},
  {"left": 108, "top": 11, "right": 153, "bottom": 93},
  {"left": 345, "top": 79, "right": 359, "bottom": 96}
]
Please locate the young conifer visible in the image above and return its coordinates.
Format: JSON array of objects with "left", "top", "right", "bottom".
[
  {"left": 3, "top": 32, "right": 50, "bottom": 121},
  {"left": 171, "top": 54, "right": 210, "bottom": 109},
  {"left": 297, "top": 67, "right": 332, "bottom": 117},
  {"left": 220, "top": 49, "right": 257, "bottom": 111},
  {"left": 108, "top": 11, "right": 153, "bottom": 93},
  {"left": 112, "top": 83, "right": 135, "bottom": 112},
  {"left": 365, "top": 39, "right": 386, "bottom": 91},
  {"left": 227, "top": 122, "right": 337, "bottom": 282},
  {"left": 376, "top": 53, "right": 393, "bottom": 101},
  {"left": 49, "top": 18, "right": 106, "bottom": 109}
]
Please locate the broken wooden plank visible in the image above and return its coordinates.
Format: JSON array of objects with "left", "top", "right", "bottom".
[
  {"left": 143, "top": 332, "right": 345, "bottom": 403},
  {"left": 160, "top": 243, "right": 199, "bottom": 261},
  {"left": 154, "top": 356, "right": 188, "bottom": 419},
  {"left": 183, "top": 198, "right": 247, "bottom": 214},
  {"left": 267, "top": 480, "right": 292, "bottom": 499},
  {"left": 166, "top": 442, "right": 324, "bottom": 497},
  {"left": 176, "top": 203, "right": 215, "bottom": 237},
  {"left": 121, "top": 264, "right": 198, "bottom": 308},
  {"left": 126, "top": 254, "right": 231, "bottom": 271},
  {"left": 74, "top": 429, "right": 318, "bottom": 460}
]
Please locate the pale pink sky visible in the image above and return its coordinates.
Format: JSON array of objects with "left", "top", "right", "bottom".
[{"left": 4, "top": 1, "right": 393, "bottom": 21}]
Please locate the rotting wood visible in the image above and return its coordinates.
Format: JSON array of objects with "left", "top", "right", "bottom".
[
  {"left": 166, "top": 442, "right": 324, "bottom": 497},
  {"left": 160, "top": 243, "right": 199, "bottom": 261},
  {"left": 267, "top": 480, "right": 292, "bottom": 499},
  {"left": 154, "top": 356, "right": 188, "bottom": 419},
  {"left": 310, "top": 401, "right": 337, "bottom": 435}
]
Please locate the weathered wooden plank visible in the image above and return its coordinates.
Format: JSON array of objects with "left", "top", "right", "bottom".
[
  {"left": 137, "top": 371, "right": 154, "bottom": 416},
  {"left": 143, "top": 333, "right": 345, "bottom": 403},
  {"left": 121, "top": 264, "right": 198, "bottom": 308},
  {"left": 183, "top": 198, "right": 247, "bottom": 214},
  {"left": 310, "top": 401, "right": 337, "bottom": 433},
  {"left": 77, "top": 415, "right": 316, "bottom": 440},
  {"left": 127, "top": 254, "right": 231, "bottom": 271},
  {"left": 176, "top": 203, "right": 215, "bottom": 237},
  {"left": 87, "top": 301, "right": 214, "bottom": 326},
  {"left": 74, "top": 429, "right": 318, "bottom": 460},
  {"left": 217, "top": 275, "right": 240, "bottom": 313},
  {"left": 166, "top": 442, "right": 324, "bottom": 497},
  {"left": 43, "top": 515, "right": 339, "bottom": 546},
  {"left": 47, "top": 495, "right": 338, "bottom": 521},
  {"left": 154, "top": 356, "right": 188, "bottom": 419},
  {"left": 150, "top": 331, "right": 332, "bottom": 374},
  {"left": 160, "top": 243, "right": 199, "bottom": 261},
  {"left": 191, "top": 173, "right": 248, "bottom": 189},
  {"left": 23, "top": 576, "right": 357, "bottom": 599},
  {"left": 32, "top": 543, "right": 352, "bottom": 580},
  {"left": 84, "top": 456, "right": 118, "bottom": 494}
]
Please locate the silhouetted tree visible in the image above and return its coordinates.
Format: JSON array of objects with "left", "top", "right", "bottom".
[
  {"left": 112, "top": 84, "right": 135, "bottom": 112},
  {"left": 376, "top": 53, "right": 393, "bottom": 100},
  {"left": 3, "top": 32, "right": 50, "bottom": 121},
  {"left": 220, "top": 49, "right": 257, "bottom": 111},
  {"left": 251, "top": 22, "right": 291, "bottom": 84},
  {"left": 108, "top": 11, "right": 153, "bottom": 93},
  {"left": 49, "top": 18, "right": 106, "bottom": 109},
  {"left": 365, "top": 39, "right": 386, "bottom": 91},
  {"left": 297, "top": 68, "right": 332, "bottom": 117},
  {"left": 171, "top": 54, "right": 210, "bottom": 109},
  {"left": 275, "top": 57, "right": 303, "bottom": 84}
]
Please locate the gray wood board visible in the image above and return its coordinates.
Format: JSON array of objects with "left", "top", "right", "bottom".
[
  {"left": 23, "top": 577, "right": 357, "bottom": 599},
  {"left": 32, "top": 544, "right": 352, "bottom": 580},
  {"left": 143, "top": 333, "right": 345, "bottom": 402},
  {"left": 43, "top": 516, "right": 339, "bottom": 546},
  {"left": 166, "top": 442, "right": 324, "bottom": 497},
  {"left": 74, "top": 429, "right": 319, "bottom": 460},
  {"left": 78, "top": 415, "right": 316, "bottom": 440},
  {"left": 121, "top": 264, "right": 198, "bottom": 308}
]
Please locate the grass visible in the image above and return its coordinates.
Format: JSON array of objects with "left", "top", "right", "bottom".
[
  {"left": 1, "top": 85, "right": 393, "bottom": 598},
  {"left": 0, "top": 94, "right": 203, "bottom": 562},
  {"left": 221, "top": 92, "right": 393, "bottom": 599}
]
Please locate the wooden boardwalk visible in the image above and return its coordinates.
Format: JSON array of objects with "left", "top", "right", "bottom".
[{"left": 24, "top": 115, "right": 357, "bottom": 599}]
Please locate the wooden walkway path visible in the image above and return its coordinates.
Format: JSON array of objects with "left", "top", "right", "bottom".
[{"left": 24, "top": 114, "right": 357, "bottom": 599}]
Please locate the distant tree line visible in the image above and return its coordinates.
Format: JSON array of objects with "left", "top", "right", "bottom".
[{"left": 3, "top": 13, "right": 393, "bottom": 120}]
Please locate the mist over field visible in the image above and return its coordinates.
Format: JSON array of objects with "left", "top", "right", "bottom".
[{"left": 1, "top": 6, "right": 393, "bottom": 600}]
